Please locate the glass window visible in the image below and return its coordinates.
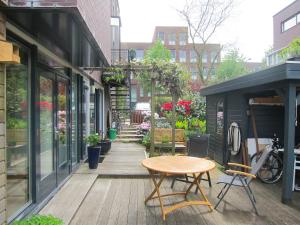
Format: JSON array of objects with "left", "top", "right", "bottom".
[
  {"left": 157, "top": 32, "right": 165, "bottom": 44},
  {"left": 282, "top": 15, "right": 297, "bottom": 32},
  {"left": 135, "top": 49, "right": 144, "bottom": 61},
  {"left": 90, "top": 86, "right": 96, "bottom": 134},
  {"left": 203, "top": 67, "right": 208, "bottom": 79},
  {"left": 140, "top": 87, "right": 144, "bottom": 97},
  {"left": 179, "top": 32, "right": 187, "bottom": 45},
  {"left": 131, "top": 86, "right": 137, "bottom": 102},
  {"left": 190, "top": 50, "right": 197, "bottom": 63},
  {"left": 191, "top": 67, "right": 198, "bottom": 80},
  {"left": 179, "top": 50, "right": 186, "bottom": 63},
  {"left": 216, "top": 99, "right": 224, "bottom": 134},
  {"left": 147, "top": 91, "right": 151, "bottom": 97},
  {"left": 211, "top": 67, "right": 216, "bottom": 76},
  {"left": 202, "top": 51, "right": 208, "bottom": 63},
  {"left": 71, "top": 75, "right": 78, "bottom": 165},
  {"left": 170, "top": 50, "right": 176, "bottom": 62},
  {"left": 211, "top": 51, "right": 218, "bottom": 63},
  {"left": 58, "top": 81, "right": 68, "bottom": 166},
  {"left": 39, "top": 75, "right": 54, "bottom": 179},
  {"left": 168, "top": 33, "right": 176, "bottom": 45},
  {"left": 6, "top": 47, "right": 31, "bottom": 218}
]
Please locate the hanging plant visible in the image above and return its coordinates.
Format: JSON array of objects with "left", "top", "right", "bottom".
[{"left": 102, "top": 67, "right": 128, "bottom": 85}]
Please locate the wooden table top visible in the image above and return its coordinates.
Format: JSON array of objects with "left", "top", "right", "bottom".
[{"left": 142, "top": 156, "right": 215, "bottom": 175}]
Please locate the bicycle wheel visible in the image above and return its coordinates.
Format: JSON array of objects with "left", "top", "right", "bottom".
[{"left": 251, "top": 152, "right": 283, "bottom": 184}]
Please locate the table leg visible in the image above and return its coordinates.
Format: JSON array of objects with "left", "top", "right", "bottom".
[
  {"left": 145, "top": 169, "right": 167, "bottom": 220},
  {"left": 192, "top": 173, "right": 213, "bottom": 211}
]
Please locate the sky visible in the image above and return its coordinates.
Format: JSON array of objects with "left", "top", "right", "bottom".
[{"left": 119, "top": 0, "right": 295, "bottom": 62}]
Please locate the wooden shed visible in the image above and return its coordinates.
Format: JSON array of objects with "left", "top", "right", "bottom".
[{"left": 201, "top": 61, "right": 300, "bottom": 203}]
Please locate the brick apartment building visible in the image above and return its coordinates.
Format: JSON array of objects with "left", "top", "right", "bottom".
[
  {"left": 121, "top": 26, "right": 221, "bottom": 108},
  {"left": 267, "top": 0, "right": 300, "bottom": 66},
  {"left": 0, "top": 0, "right": 120, "bottom": 223}
]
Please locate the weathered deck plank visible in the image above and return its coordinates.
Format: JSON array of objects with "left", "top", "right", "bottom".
[
  {"left": 75, "top": 142, "right": 148, "bottom": 176},
  {"left": 39, "top": 174, "right": 97, "bottom": 224}
]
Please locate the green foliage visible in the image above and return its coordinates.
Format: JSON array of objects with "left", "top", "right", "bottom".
[
  {"left": 103, "top": 67, "right": 127, "bottom": 84},
  {"left": 141, "top": 132, "right": 151, "bottom": 148},
  {"left": 210, "top": 49, "right": 248, "bottom": 84},
  {"left": 84, "top": 133, "right": 100, "bottom": 146},
  {"left": 12, "top": 215, "right": 63, "bottom": 225},
  {"left": 144, "top": 40, "right": 171, "bottom": 62},
  {"left": 156, "top": 120, "right": 171, "bottom": 128},
  {"left": 7, "top": 118, "right": 27, "bottom": 129},
  {"left": 175, "top": 120, "right": 188, "bottom": 129},
  {"left": 133, "top": 41, "right": 187, "bottom": 99},
  {"left": 280, "top": 37, "right": 300, "bottom": 60}
]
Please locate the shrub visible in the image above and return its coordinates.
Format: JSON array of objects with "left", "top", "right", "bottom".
[{"left": 12, "top": 215, "right": 63, "bottom": 225}]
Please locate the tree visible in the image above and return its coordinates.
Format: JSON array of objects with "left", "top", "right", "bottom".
[
  {"left": 209, "top": 49, "right": 248, "bottom": 84},
  {"left": 178, "top": 0, "right": 234, "bottom": 85}
]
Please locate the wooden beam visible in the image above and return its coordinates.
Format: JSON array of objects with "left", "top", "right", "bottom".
[{"left": 282, "top": 83, "right": 296, "bottom": 203}]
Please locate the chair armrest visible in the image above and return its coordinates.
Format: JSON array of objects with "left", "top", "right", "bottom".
[
  {"left": 228, "top": 162, "right": 252, "bottom": 170},
  {"left": 226, "top": 170, "right": 256, "bottom": 179}
]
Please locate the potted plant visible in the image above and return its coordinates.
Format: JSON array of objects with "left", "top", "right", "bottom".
[
  {"left": 85, "top": 133, "right": 101, "bottom": 169},
  {"left": 98, "top": 130, "right": 112, "bottom": 155}
]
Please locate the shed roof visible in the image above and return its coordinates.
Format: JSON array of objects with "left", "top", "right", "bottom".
[{"left": 200, "top": 61, "right": 300, "bottom": 96}]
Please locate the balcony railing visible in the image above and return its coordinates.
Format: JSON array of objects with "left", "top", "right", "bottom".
[{"left": 111, "top": 49, "right": 130, "bottom": 65}]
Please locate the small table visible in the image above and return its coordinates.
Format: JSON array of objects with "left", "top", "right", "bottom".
[{"left": 142, "top": 156, "right": 216, "bottom": 220}]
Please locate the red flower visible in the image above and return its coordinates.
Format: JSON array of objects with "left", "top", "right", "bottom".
[{"left": 161, "top": 102, "right": 173, "bottom": 111}]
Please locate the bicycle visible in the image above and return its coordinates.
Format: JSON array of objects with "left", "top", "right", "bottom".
[{"left": 250, "top": 134, "right": 283, "bottom": 184}]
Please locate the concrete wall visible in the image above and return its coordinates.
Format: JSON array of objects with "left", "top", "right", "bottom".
[{"left": 0, "top": 12, "right": 6, "bottom": 225}]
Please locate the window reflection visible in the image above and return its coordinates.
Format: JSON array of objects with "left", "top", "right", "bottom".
[
  {"left": 6, "top": 48, "right": 31, "bottom": 218},
  {"left": 39, "top": 76, "right": 54, "bottom": 179}
]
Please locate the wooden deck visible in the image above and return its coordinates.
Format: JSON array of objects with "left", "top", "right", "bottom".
[
  {"left": 75, "top": 142, "right": 148, "bottom": 177},
  {"left": 40, "top": 142, "right": 300, "bottom": 225}
]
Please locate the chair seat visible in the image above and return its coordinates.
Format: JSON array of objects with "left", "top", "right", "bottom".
[{"left": 217, "top": 174, "right": 248, "bottom": 187}]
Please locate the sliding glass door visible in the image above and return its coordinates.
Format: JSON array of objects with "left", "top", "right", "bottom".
[{"left": 38, "top": 69, "right": 70, "bottom": 200}]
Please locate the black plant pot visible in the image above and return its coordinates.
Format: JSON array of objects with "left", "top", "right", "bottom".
[
  {"left": 98, "top": 140, "right": 112, "bottom": 155},
  {"left": 88, "top": 146, "right": 101, "bottom": 169}
]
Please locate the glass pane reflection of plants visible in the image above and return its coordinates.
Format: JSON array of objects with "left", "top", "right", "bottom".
[
  {"left": 58, "top": 82, "right": 68, "bottom": 166},
  {"left": 6, "top": 49, "right": 31, "bottom": 218},
  {"left": 40, "top": 76, "right": 54, "bottom": 179}
]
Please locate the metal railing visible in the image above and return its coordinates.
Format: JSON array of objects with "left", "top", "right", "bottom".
[{"left": 111, "top": 49, "right": 130, "bottom": 65}]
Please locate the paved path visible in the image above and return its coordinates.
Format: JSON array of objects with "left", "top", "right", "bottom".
[{"left": 75, "top": 142, "right": 148, "bottom": 177}]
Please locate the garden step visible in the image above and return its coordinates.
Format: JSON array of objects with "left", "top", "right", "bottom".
[
  {"left": 120, "top": 130, "right": 138, "bottom": 134},
  {"left": 114, "top": 138, "right": 141, "bottom": 143},
  {"left": 117, "top": 134, "right": 143, "bottom": 138}
]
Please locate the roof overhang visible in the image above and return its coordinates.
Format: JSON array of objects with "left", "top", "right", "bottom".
[
  {"left": 2, "top": 6, "right": 109, "bottom": 66},
  {"left": 200, "top": 62, "right": 300, "bottom": 96}
]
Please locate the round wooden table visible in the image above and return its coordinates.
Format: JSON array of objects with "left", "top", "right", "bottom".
[{"left": 142, "top": 156, "right": 216, "bottom": 220}]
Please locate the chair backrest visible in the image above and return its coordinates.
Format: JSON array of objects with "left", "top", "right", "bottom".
[
  {"left": 188, "top": 135, "right": 210, "bottom": 158},
  {"left": 247, "top": 145, "right": 273, "bottom": 183}
]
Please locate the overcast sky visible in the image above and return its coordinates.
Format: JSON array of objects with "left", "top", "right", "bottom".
[{"left": 119, "top": 0, "right": 294, "bottom": 62}]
